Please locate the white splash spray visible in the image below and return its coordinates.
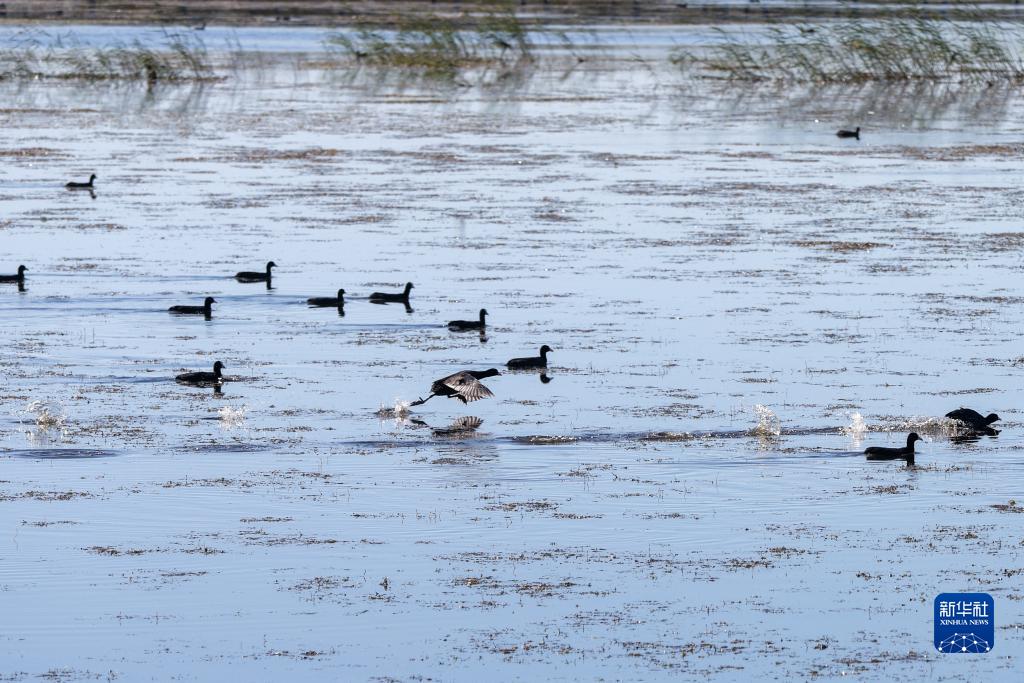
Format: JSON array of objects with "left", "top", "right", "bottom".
[
  {"left": 218, "top": 405, "right": 248, "bottom": 429},
  {"left": 749, "top": 404, "right": 781, "bottom": 438},
  {"left": 843, "top": 412, "right": 867, "bottom": 445},
  {"left": 377, "top": 399, "right": 411, "bottom": 419}
]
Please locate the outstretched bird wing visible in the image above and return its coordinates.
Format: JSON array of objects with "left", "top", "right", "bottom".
[{"left": 442, "top": 372, "right": 493, "bottom": 403}]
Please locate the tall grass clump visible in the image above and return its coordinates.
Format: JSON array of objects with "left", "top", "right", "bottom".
[
  {"left": 325, "top": 2, "right": 532, "bottom": 78},
  {"left": 0, "top": 29, "right": 215, "bottom": 82},
  {"left": 679, "top": 15, "right": 1024, "bottom": 83}
]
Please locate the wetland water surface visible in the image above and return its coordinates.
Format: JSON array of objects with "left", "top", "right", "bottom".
[{"left": 1, "top": 27, "right": 1023, "bottom": 681}]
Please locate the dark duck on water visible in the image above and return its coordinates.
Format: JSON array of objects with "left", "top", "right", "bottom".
[
  {"left": 169, "top": 296, "right": 216, "bottom": 316},
  {"left": 176, "top": 361, "right": 225, "bottom": 386},
  {"left": 864, "top": 432, "right": 920, "bottom": 465},
  {"left": 235, "top": 261, "right": 276, "bottom": 283},
  {"left": 369, "top": 282, "right": 413, "bottom": 303},
  {"left": 945, "top": 408, "right": 1000, "bottom": 432},
  {"left": 448, "top": 309, "right": 488, "bottom": 331},
  {"left": 0, "top": 265, "right": 27, "bottom": 284},
  {"left": 507, "top": 345, "right": 552, "bottom": 370},
  {"left": 307, "top": 289, "right": 345, "bottom": 307},
  {"left": 66, "top": 174, "right": 96, "bottom": 189}
]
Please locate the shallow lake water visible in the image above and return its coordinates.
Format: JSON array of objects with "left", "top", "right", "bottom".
[{"left": 1, "top": 27, "right": 1023, "bottom": 681}]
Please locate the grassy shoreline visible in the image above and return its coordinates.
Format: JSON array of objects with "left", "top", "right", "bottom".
[{"left": 5, "top": 0, "right": 1024, "bottom": 28}]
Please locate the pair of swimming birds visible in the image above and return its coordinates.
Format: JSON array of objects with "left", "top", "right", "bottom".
[
  {"left": 308, "top": 283, "right": 415, "bottom": 307},
  {"left": 411, "top": 346, "right": 554, "bottom": 406},
  {"left": 864, "top": 409, "right": 999, "bottom": 465}
]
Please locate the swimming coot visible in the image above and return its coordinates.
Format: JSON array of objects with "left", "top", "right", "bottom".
[
  {"left": 307, "top": 289, "right": 345, "bottom": 307},
  {"left": 836, "top": 127, "right": 860, "bottom": 139},
  {"left": 66, "top": 174, "right": 96, "bottom": 189},
  {"left": 410, "top": 369, "right": 501, "bottom": 406},
  {"left": 235, "top": 261, "right": 276, "bottom": 283},
  {"left": 369, "top": 282, "right": 413, "bottom": 303},
  {"left": 176, "top": 360, "right": 225, "bottom": 385},
  {"left": 448, "top": 309, "right": 488, "bottom": 331},
  {"left": 0, "top": 265, "right": 27, "bottom": 283},
  {"left": 507, "top": 345, "right": 552, "bottom": 369},
  {"left": 864, "top": 432, "right": 920, "bottom": 464},
  {"left": 945, "top": 408, "right": 999, "bottom": 431},
  {"left": 169, "top": 296, "right": 216, "bottom": 316}
]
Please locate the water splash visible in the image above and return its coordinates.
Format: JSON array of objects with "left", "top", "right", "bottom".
[
  {"left": 876, "top": 416, "right": 965, "bottom": 437},
  {"left": 24, "top": 400, "right": 66, "bottom": 430},
  {"left": 22, "top": 400, "right": 68, "bottom": 443},
  {"left": 218, "top": 406, "right": 247, "bottom": 430},
  {"left": 843, "top": 412, "right": 867, "bottom": 445},
  {"left": 749, "top": 404, "right": 781, "bottom": 438},
  {"left": 377, "top": 399, "right": 411, "bottom": 419}
]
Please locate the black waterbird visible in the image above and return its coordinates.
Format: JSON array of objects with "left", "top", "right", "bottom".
[
  {"left": 176, "top": 361, "right": 225, "bottom": 385},
  {"left": 307, "top": 289, "right": 345, "bottom": 307},
  {"left": 0, "top": 265, "right": 27, "bottom": 284},
  {"left": 945, "top": 408, "right": 999, "bottom": 432},
  {"left": 507, "top": 345, "right": 552, "bottom": 370},
  {"left": 369, "top": 282, "right": 413, "bottom": 303},
  {"left": 864, "top": 432, "right": 920, "bottom": 464},
  {"left": 448, "top": 308, "right": 488, "bottom": 331},
  {"left": 66, "top": 174, "right": 96, "bottom": 189},
  {"left": 169, "top": 296, "right": 216, "bottom": 316},
  {"left": 235, "top": 261, "right": 276, "bottom": 283},
  {"left": 410, "top": 369, "right": 501, "bottom": 406}
]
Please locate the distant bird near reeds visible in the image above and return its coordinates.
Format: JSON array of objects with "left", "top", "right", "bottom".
[
  {"left": 176, "top": 361, "right": 225, "bottom": 386},
  {"left": 864, "top": 432, "right": 920, "bottom": 464},
  {"left": 235, "top": 261, "right": 276, "bottom": 283},
  {"left": 945, "top": 408, "right": 1000, "bottom": 432},
  {"left": 410, "top": 369, "right": 500, "bottom": 406},
  {"left": 507, "top": 345, "right": 552, "bottom": 370},
  {"left": 307, "top": 289, "right": 345, "bottom": 307},
  {"left": 836, "top": 127, "right": 860, "bottom": 139},
  {"left": 66, "top": 174, "right": 96, "bottom": 189},
  {"left": 369, "top": 282, "right": 413, "bottom": 303},
  {"left": 448, "top": 308, "right": 488, "bottom": 331},
  {"left": 169, "top": 296, "right": 216, "bottom": 317},
  {"left": 0, "top": 265, "right": 27, "bottom": 284}
]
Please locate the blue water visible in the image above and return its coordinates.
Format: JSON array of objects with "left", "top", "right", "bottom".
[{"left": 0, "top": 30, "right": 1021, "bottom": 681}]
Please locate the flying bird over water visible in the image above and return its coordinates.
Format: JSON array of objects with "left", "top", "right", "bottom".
[{"left": 410, "top": 369, "right": 501, "bottom": 406}]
